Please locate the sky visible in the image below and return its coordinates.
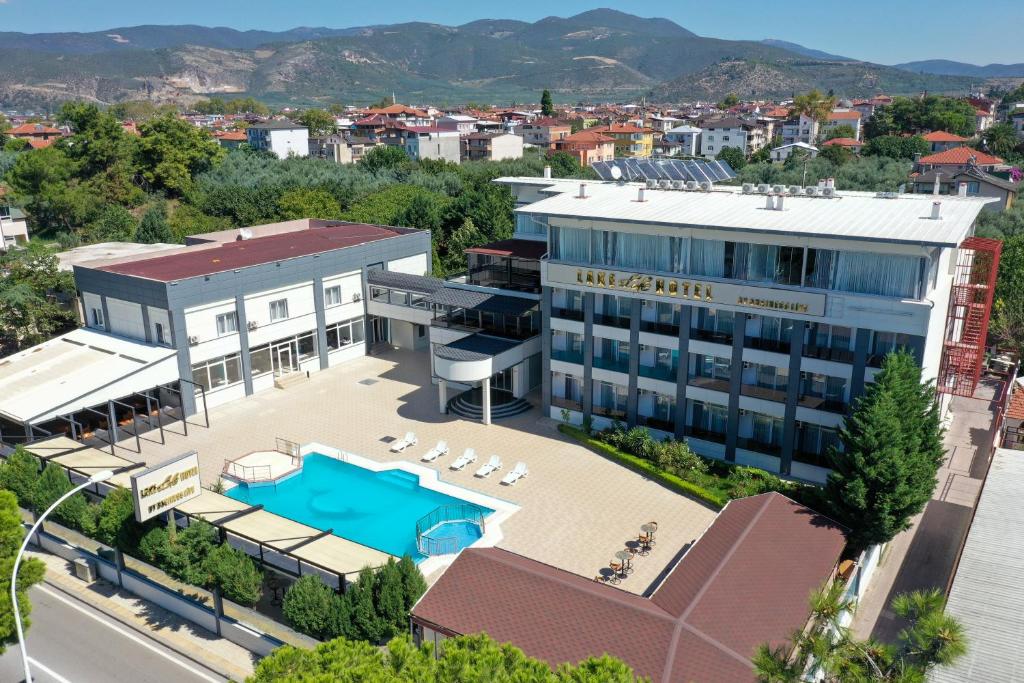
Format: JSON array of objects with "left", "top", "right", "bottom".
[{"left": 0, "top": 0, "right": 1021, "bottom": 65}]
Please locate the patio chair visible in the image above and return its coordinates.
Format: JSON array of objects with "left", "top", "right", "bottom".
[
  {"left": 449, "top": 448, "right": 477, "bottom": 470},
  {"left": 421, "top": 440, "right": 449, "bottom": 462},
  {"left": 474, "top": 455, "right": 503, "bottom": 478},
  {"left": 390, "top": 431, "right": 418, "bottom": 452},
  {"left": 500, "top": 461, "right": 529, "bottom": 486}
]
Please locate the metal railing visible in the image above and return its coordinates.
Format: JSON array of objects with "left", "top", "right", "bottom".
[
  {"left": 415, "top": 504, "right": 486, "bottom": 557},
  {"left": 222, "top": 461, "right": 274, "bottom": 482}
]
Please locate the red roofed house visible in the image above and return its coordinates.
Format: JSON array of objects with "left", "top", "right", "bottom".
[
  {"left": 214, "top": 129, "right": 248, "bottom": 149},
  {"left": 822, "top": 137, "right": 864, "bottom": 154},
  {"left": 916, "top": 146, "right": 1004, "bottom": 174},
  {"left": 8, "top": 122, "right": 63, "bottom": 141},
  {"left": 363, "top": 104, "right": 433, "bottom": 127},
  {"left": 921, "top": 131, "right": 970, "bottom": 153},
  {"left": 521, "top": 118, "right": 572, "bottom": 149},
  {"left": 553, "top": 129, "right": 616, "bottom": 166},
  {"left": 589, "top": 122, "right": 655, "bottom": 157},
  {"left": 823, "top": 110, "right": 862, "bottom": 141},
  {"left": 1003, "top": 377, "right": 1024, "bottom": 449},
  {"left": 411, "top": 492, "right": 848, "bottom": 682}
]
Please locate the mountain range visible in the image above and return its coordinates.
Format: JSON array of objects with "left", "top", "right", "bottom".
[
  {"left": 0, "top": 10, "right": 980, "bottom": 109},
  {"left": 892, "top": 59, "right": 1024, "bottom": 78}
]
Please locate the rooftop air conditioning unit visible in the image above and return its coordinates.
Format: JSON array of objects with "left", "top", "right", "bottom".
[
  {"left": 686, "top": 180, "right": 699, "bottom": 191},
  {"left": 352, "top": 292, "right": 362, "bottom": 302},
  {"left": 188, "top": 335, "right": 200, "bottom": 346},
  {"left": 672, "top": 180, "right": 685, "bottom": 190},
  {"left": 247, "top": 321, "right": 259, "bottom": 331},
  {"left": 788, "top": 185, "right": 803, "bottom": 195},
  {"left": 757, "top": 183, "right": 770, "bottom": 193},
  {"left": 646, "top": 178, "right": 659, "bottom": 189},
  {"left": 821, "top": 187, "right": 835, "bottom": 197},
  {"left": 772, "top": 184, "right": 786, "bottom": 194},
  {"left": 804, "top": 186, "right": 819, "bottom": 197},
  {"left": 659, "top": 179, "right": 672, "bottom": 189},
  {"left": 699, "top": 181, "right": 712, "bottom": 191},
  {"left": 742, "top": 183, "right": 755, "bottom": 193}
]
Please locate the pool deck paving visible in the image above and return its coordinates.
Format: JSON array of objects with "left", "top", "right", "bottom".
[{"left": 80, "top": 349, "right": 719, "bottom": 595}]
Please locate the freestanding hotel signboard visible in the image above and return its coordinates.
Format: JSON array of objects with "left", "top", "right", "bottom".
[{"left": 130, "top": 451, "right": 202, "bottom": 523}]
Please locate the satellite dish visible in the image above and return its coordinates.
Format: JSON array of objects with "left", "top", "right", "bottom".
[{"left": 610, "top": 166, "right": 623, "bottom": 181}]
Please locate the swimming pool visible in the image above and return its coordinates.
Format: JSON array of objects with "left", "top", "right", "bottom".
[{"left": 225, "top": 453, "right": 493, "bottom": 559}]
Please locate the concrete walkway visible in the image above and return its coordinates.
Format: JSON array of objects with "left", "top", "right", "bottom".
[{"left": 850, "top": 381, "right": 1000, "bottom": 641}]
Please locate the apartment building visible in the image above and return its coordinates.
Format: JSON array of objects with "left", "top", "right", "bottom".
[
  {"left": 399, "top": 127, "right": 461, "bottom": 164},
  {"left": 588, "top": 123, "right": 654, "bottom": 158},
  {"left": 246, "top": 120, "right": 309, "bottom": 158},
  {"left": 553, "top": 130, "right": 616, "bottom": 166},
  {"left": 461, "top": 132, "right": 524, "bottom": 162},
  {"left": 520, "top": 118, "right": 572, "bottom": 149},
  {"left": 501, "top": 177, "right": 995, "bottom": 483},
  {"left": 698, "top": 118, "right": 766, "bottom": 159}
]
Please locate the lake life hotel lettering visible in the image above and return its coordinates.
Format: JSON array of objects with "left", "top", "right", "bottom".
[
  {"left": 575, "top": 268, "right": 810, "bottom": 313},
  {"left": 131, "top": 452, "right": 202, "bottom": 522}
]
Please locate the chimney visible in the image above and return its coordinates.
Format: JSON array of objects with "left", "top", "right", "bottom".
[
  {"left": 637, "top": 187, "right": 646, "bottom": 202},
  {"left": 958, "top": 182, "right": 968, "bottom": 197},
  {"left": 765, "top": 195, "right": 775, "bottom": 210},
  {"left": 818, "top": 179, "right": 826, "bottom": 189},
  {"left": 775, "top": 194, "right": 785, "bottom": 211},
  {"left": 933, "top": 173, "right": 942, "bottom": 196},
  {"left": 931, "top": 201, "right": 942, "bottom": 220},
  {"left": 827, "top": 177, "right": 835, "bottom": 189},
  {"left": 543, "top": 165, "right": 552, "bottom": 179},
  {"left": 578, "top": 183, "right": 588, "bottom": 199}
]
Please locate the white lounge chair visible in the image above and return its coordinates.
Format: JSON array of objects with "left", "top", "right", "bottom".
[
  {"left": 501, "top": 461, "right": 529, "bottom": 486},
  {"left": 474, "top": 455, "right": 503, "bottom": 478},
  {"left": 449, "top": 448, "right": 477, "bottom": 471},
  {"left": 421, "top": 440, "right": 449, "bottom": 462},
  {"left": 390, "top": 431, "right": 418, "bottom": 452}
]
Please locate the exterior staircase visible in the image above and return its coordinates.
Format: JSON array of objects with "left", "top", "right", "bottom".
[
  {"left": 447, "top": 390, "right": 532, "bottom": 421},
  {"left": 274, "top": 372, "right": 308, "bottom": 390}
]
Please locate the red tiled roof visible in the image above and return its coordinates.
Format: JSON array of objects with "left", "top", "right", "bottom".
[
  {"left": 1007, "top": 382, "right": 1024, "bottom": 421},
  {"left": 365, "top": 104, "right": 429, "bottom": 118},
  {"left": 101, "top": 223, "right": 401, "bottom": 281},
  {"left": 26, "top": 138, "right": 54, "bottom": 149},
  {"left": 828, "top": 111, "right": 862, "bottom": 120},
  {"left": 919, "top": 146, "right": 1003, "bottom": 166},
  {"left": 214, "top": 130, "right": 247, "bottom": 141},
  {"left": 922, "top": 131, "right": 968, "bottom": 143},
  {"left": 591, "top": 123, "right": 653, "bottom": 134},
  {"left": 562, "top": 130, "right": 615, "bottom": 143},
  {"left": 412, "top": 493, "right": 846, "bottom": 682},
  {"left": 822, "top": 137, "right": 862, "bottom": 148},
  {"left": 527, "top": 117, "right": 571, "bottom": 128},
  {"left": 8, "top": 123, "right": 61, "bottom": 136},
  {"left": 464, "top": 239, "right": 547, "bottom": 259}
]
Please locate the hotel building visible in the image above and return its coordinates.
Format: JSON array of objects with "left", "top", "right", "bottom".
[{"left": 497, "top": 177, "right": 997, "bottom": 483}]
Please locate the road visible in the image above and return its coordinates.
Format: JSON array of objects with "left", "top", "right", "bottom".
[{"left": 0, "top": 584, "right": 227, "bottom": 683}]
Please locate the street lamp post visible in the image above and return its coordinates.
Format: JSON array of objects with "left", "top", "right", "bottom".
[{"left": 10, "top": 469, "right": 114, "bottom": 683}]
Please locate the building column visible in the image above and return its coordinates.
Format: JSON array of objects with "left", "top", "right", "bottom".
[
  {"left": 438, "top": 379, "right": 447, "bottom": 414},
  {"left": 675, "top": 305, "right": 693, "bottom": 440},
  {"left": 235, "top": 295, "right": 254, "bottom": 396},
  {"left": 481, "top": 378, "right": 491, "bottom": 426},
  {"left": 780, "top": 320, "right": 807, "bottom": 476},
  {"left": 626, "top": 299, "right": 641, "bottom": 427},
  {"left": 849, "top": 328, "right": 871, "bottom": 405},
  {"left": 725, "top": 316, "right": 746, "bottom": 463},
  {"left": 582, "top": 292, "right": 595, "bottom": 417},
  {"left": 541, "top": 287, "right": 552, "bottom": 416},
  {"left": 170, "top": 308, "right": 197, "bottom": 417},
  {"left": 312, "top": 276, "right": 329, "bottom": 371}
]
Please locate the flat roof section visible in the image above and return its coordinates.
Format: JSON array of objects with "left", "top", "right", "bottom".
[
  {"left": 0, "top": 328, "right": 178, "bottom": 424},
  {"left": 26, "top": 436, "right": 142, "bottom": 489},
  {"left": 366, "top": 269, "right": 445, "bottom": 294},
  {"left": 465, "top": 239, "right": 547, "bottom": 260},
  {"left": 932, "top": 448, "right": 1024, "bottom": 683},
  {"left": 514, "top": 181, "right": 996, "bottom": 247},
  {"left": 100, "top": 223, "right": 403, "bottom": 281}
]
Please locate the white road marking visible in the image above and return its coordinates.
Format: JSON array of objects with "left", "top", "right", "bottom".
[
  {"left": 28, "top": 657, "right": 74, "bottom": 683},
  {"left": 37, "top": 585, "right": 221, "bottom": 682}
]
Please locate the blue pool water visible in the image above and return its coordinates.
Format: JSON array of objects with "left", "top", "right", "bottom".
[{"left": 225, "top": 454, "right": 492, "bottom": 559}]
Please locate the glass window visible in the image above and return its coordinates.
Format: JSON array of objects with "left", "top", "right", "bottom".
[
  {"left": 154, "top": 323, "right": 165, "bottom": 345},
  {"left": 550, "top": 226, "right": 590, "bottom": 263},
  {"left": 90, "top": 307, "right": 104, "bottom": 327},
  {"left": 391, "top": 291, "right": 410, "bottom": 306},
  {"left": 225, "top": 355, "right": 242, "bottom": 384},
  {"left": 216, "top": 312, "right": 238, "bottom": 336},
  {"left": 297, "top": 332, "right": 317, "bottom": 360},
  {"left": 689, "top": 239, "right": 726, "bottom": 277},
  {"left": 269, "top": 299, "right": 289, "bottom": 321},
  {"left": 371, "top": 287, "right": 389, "bottom": 303},
  {"left": 250, "top": 345, "right": 272, "bottom": 376},
  {"left": 325, "top": 285, "right": 342, "bottom": 307},
  {"left": 191, "top": 353, "right": 243, "bottom": 390}
]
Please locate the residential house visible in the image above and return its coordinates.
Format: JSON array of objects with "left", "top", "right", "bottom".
[
  {"left": 246, "top": 120, "right": 309, "bottom": 158},
  {"left": 967, "top": 97, "right": 997, "bottom": 132},
  {"left": 823, "top": 110, "right": 862, "bottom": 141},
  {"left": 698, "top": 117, "right": 766, "bottom": 159},
  {"left": 589, "top": 123, "right": 655, "bottom": 158},
  {"left": 362, "top": 104, "right": 433, "bottom": 127},
  {"left": 213, "top": 130, "right": 247, "bottom": 149},
  {"left": 663, "top": 125, "right": 702, "bottom": 156},
  {"left": 437, "top": 114, "right": 478, "bottom": 135},
  {"left": 911, "top": 163, "right": 1018, "bottom": 211},
  {"left": 411, "top": 493, "right": 847, "bottom": 682},
  {"left": 400, "top": 127, "right": 461, "bottom": 164},
  {"left": 461, "top": 132, "right": 524, "bottom": 162},
  {"left": 821, "top": 138, "right": 864, "bottom": 155},
  {"left": 0, "top": 188, "right": 29, "bottom": 250},
  {"left": 520, "top": 118, "right": 572, "bottom": 149},
  {"left": 1011, "top": 110, "right": 1024, "bottom": 138},
  {"left": 648, "top": 114, "right": 683, "bottom": 133},
  {"left": 8, "top": 122, "right": 63, "bottom": 142},
  {"left": 915, "top": 146, "right": 1004, "bottom": 176},
  {"left": 781, "top": 114, "right": 818, "bottom": 145},
  {"left": 552, "top": 130, "right": 616, "bottom": 166},
  {"left": 922, "top": 131, "right": 970, "bottom": 153},
  {"left": 770, "top": 142, "right": 819, "bottom": 162},
  {"left": 309, "top": 134, "right": 355, "bottom": 164}
]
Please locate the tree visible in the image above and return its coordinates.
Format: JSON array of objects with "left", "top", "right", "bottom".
[
  {"left": 824, "top": 351, "right": 944, "bottom": 551},
  {"left": 202, "top": 543, "right": 263, "bottom": 607},
  {"left": 0, "top": 242, "right": 77, "bottom": 354},
  {"left": 863, "top": 135, "right": 929, "bottom": 160},
  {"left": 83, "top": 204, "right": 137, "bottom": 243},
  {"left": 396, "top": 554, "right": 426, "bottom": 612},
  {"left": 754, "top": 585, "right": 966, "bottom": 682},
  {"left": 247, "top": 632, "right": 644, "bottom": 682},
  {"left": 0, "top": 447, "right": 40, "bottom": 506},
  {"left": 0, "top": 490, "right": 46, "bottom": 655},
  {"left": 980, "top": 122, "right": 1020, "bottom": 158},
  {"left": 818, "top": 144, "right": 852, "bottom": 166},
  {"left": 297, "top": 109, "right": 336, "bottom": 138},
  {"left": 373, "top": 559, "right": 406, "bottom": 638},
  {"left": 540, "top": 89, "right": 555, "bottom": 117},
  {"left": 716, "top": 146, "right": 746, "bottom": 170},
  {"left": 94, "top": 487, "right": 143, "bottom": 551},
  {"left": 717, "top": 93, "right": 740, "bottom": 109},
  {"left": 3, "top": 145, "right": 102, "bottom": 233},
  {"left": 277, "top": 188, "right": 341, "bottom": 220},
  {"left": 546, "top": 151, "right": 583, "bottom": 178},
  {"left": 347, "top": 567, "right": 387, "bottom": 643},
  {"left": 137, "top": 113, "right": 224, "bottom": 196},
  {"left": 135, "top": 203, "right": 172, "bottom": 244},
  {"left": 282, "top": 575, "right": 339, "bottom": 640},
  {"left": 824, "top": 124, "right": 857, "bottom": 141},
  {"left": 31, "top": 463, "right": 89, "bottom": 529},
  {"left": 359, "top": 145, "right": 409, "bottom": 173},
  {"left": 989, "top": 232, "right": 1024, "bottom": 355},
  {"left": 56, "top": 102, "right": 142, "bottom": 206},
  {"left": 0, "top": 112, "right": 8, "bottom": 146},
  {"left": 791, "top": 89, "right": 837, "bottom": 123}
]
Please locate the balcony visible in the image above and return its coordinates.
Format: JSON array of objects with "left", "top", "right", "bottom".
[
  {"left": 691, "top": 328, "right": 733, "bottom": 345},
  {"left": 639, "top": 363, "right": 678, "bottom": 382},
  {"left": 684, "top": 426, "right": 727, "bottom": 444},
  {"left": 791, "top": 449, "right": 831, "bottom": 469},
  {"left": 638, "top": 414, "right": 676, "bottom": 432},
  {"left": 592, "top": 404, "right": 627, "bottom": 420},
  {"left": 740, "top": 383, "right": 788, "bottom": 404},
  {"left": 551, "top": 349, "right": 584, "bottom": 365},
  {"left": 551, "top": 306, "right": 584, "bottom": 322},
  {"left": 687, "top": 375, "right": 731, "bottom": 394},
  {"left": 797, "top": 395, "right": 849, "bottom": 414},
  {"left": 640, "top": 319, "right": 680, "bottom": 336},
  {"left": 551, "top": 395, "right": 583, "bottom": 412},
  {"left": 744, "top": 336, "right": 791, "bottom": 354},
  {"left": 593, "top": 355, "right": 630, "bottom": 374},
  {"left": 594, "top": 312, "right": 631, "bottom": 329},
  {"left": 736, "top": 437, "right": 782, "bottom": 457},
  {"left": 803, "top": 344, "right": 854, "bottom": 364}
]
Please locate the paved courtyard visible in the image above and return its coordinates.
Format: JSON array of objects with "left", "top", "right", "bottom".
[{"left": 121, "top": 349, "right": 718, "bottom": 594}]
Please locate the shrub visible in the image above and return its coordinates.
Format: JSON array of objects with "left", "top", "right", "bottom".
[
  {"left": 0, "top": 448, "right": 40, "bottom": 506},
  {"left": 94, "top": 488, "right": 143, "bottom": 551},
  {"left": 31, "top": 463, "right": 89, "bottom": 529},
  {"left": 203, "top": 543, "right": 263, "bottom": 607},
  {"left": 283, "top": 575, "right": 339, "bottom": 640},
  {"left": 138, "top": 520, "right": 218, "bottom": 586},
  {"left": 396, "top": 554, "right": 426, "bottom": 612},
  {"left": 374, "top": 559, "right": 406, "bottom": 638},
  {"left": 347, "top": 567, "right": 387, "bottom": 643}
]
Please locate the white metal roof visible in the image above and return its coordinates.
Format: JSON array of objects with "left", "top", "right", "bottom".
[
  {"left": 513, "top": 180, "right": 995, "bottom": 247},
  {"left": 0, "top": 328, "right": 178, "bottom": 424},
  {"left": 932, "top": 449, "right": 1024, "bottom": 683}
]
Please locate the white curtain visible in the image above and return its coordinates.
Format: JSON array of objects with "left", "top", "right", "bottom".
[
  {"left": 689, "top": 239, "right": 726, "bottom": 277},
  {"left": 617, "top": 233, "right": 670, "bottom": 272},
  {"left": 833, "top": 251, "right": 922, "bottom": 298},
  {"left": 551, "top": 226, "right": 590, "bottom": 263}
]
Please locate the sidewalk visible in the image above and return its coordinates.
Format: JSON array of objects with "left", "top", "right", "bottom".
[
  {"left": 850, "top": 384, "right": 999, "bottom": 641},
  {"left": 31, "top": 550, "right": 259, "bottom": 682}
]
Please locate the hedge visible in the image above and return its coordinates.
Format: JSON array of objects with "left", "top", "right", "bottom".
[{"left": 558, "top": 425, "right": 728, "bottom": 509}]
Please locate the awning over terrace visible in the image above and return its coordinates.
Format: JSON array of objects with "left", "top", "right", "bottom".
[{"left": 0, "top": 328, "right": 179, "bottom": 424}]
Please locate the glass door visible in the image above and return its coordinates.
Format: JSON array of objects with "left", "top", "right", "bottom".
[
  {"left": 273, "top": 342, "right": 297, "bottom": 376},
  {"left": 370, "top": 316, "right": 390, "bottom": 344}
]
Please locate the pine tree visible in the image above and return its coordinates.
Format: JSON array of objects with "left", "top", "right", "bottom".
[
  {"left": 825, "top": 351, "right": 944, "bottom": 551},
  {"left": 348, "top": 567, "right": 386, "bottom": 643},
  {"left": 541, "top": 89, "right": 555, "bottom": 117},
  {"left": 373, "top": 558, "right": 406, "bottom": 637},
  {"left": 396, "top": 554, "right": 426, "bottom": 612},
  {"left": 135, "top": 204, "right": 172, "bottom": 244}
]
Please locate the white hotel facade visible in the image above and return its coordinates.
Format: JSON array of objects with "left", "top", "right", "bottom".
[{"left": 501, "top": 177, "right": 996, "bottom": 483}]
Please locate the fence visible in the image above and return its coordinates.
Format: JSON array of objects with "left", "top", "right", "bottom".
[{"left": 415, "top": 504, "right": 486, "bottom": 557}]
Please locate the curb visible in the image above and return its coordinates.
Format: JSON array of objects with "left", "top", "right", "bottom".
[{"left": 41, "top": 576, "right": 251, "bottom": 682}]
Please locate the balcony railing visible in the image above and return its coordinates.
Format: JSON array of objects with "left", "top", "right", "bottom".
[
  {"left": 791, "top": 449, "right": 831, "bottom": 469},
  {"left": 639, "top": 364, "right": 678, "bottom": 382},
  {"left": 687, "top": 375, "right": 731, "bottom": 393},
  {"left": 803, "top": 344, "right": 854, "bottom": 364},
  {"left": 551, "top": 349, "right": 584, "bottom": 365},
  {"left": 637, "top": 414, "right": 676, "bottom": 432},
  {"left": 592, "top": 405, "right": 627, "bottom": 420},
  {"left": 691, "top": 328, "right": 733, "bottom": 345},
  {"left": 640, "top": 320, "right": 680, "bottom": 336},
  {"left": 594, "top": 313, "right": 631, "bottom": 329},
  {"left": 550, "top": 306, "right": 584, "bottom": 322},
  {"left": 684, "top": 425, "right": 727, "bottom": 444},
  {"left": 740, "top": 383, "right": 789, "bottom": 404},
  {"left": 593, "top": 356, "right": 630, "bottom": 374},
  {"left": 797, "top": 395, "right": 849, "bottom": 414},
  {"left": 551, "top": 396, "right": 583, "bottom": 412},
  {"left": 744, "top": 336, "right": 791, "bottom": 354},
  {"left": 736, "top": 437, "right": 782, "bottom": 457}
]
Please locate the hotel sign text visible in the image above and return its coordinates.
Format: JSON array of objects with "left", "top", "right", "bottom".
[
  {"left": 546, "top": 264, "right": 827, "bottom": 317},
  {"left": 130, "top": 451, "right": 202, "bottom": 522}
]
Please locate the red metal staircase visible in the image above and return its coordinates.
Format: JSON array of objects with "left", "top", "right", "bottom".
[{"left": 936, "top": 237, "right": 1002, "bottom": 397}]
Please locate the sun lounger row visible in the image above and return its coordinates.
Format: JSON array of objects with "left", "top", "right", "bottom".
[{"left": 417, "top": 440, "right": 528, "bottom": 485}]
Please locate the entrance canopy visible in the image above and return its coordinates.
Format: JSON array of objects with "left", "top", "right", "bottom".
[{"left": 0, "top": 328, "right": 179, "bottom": 424}]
